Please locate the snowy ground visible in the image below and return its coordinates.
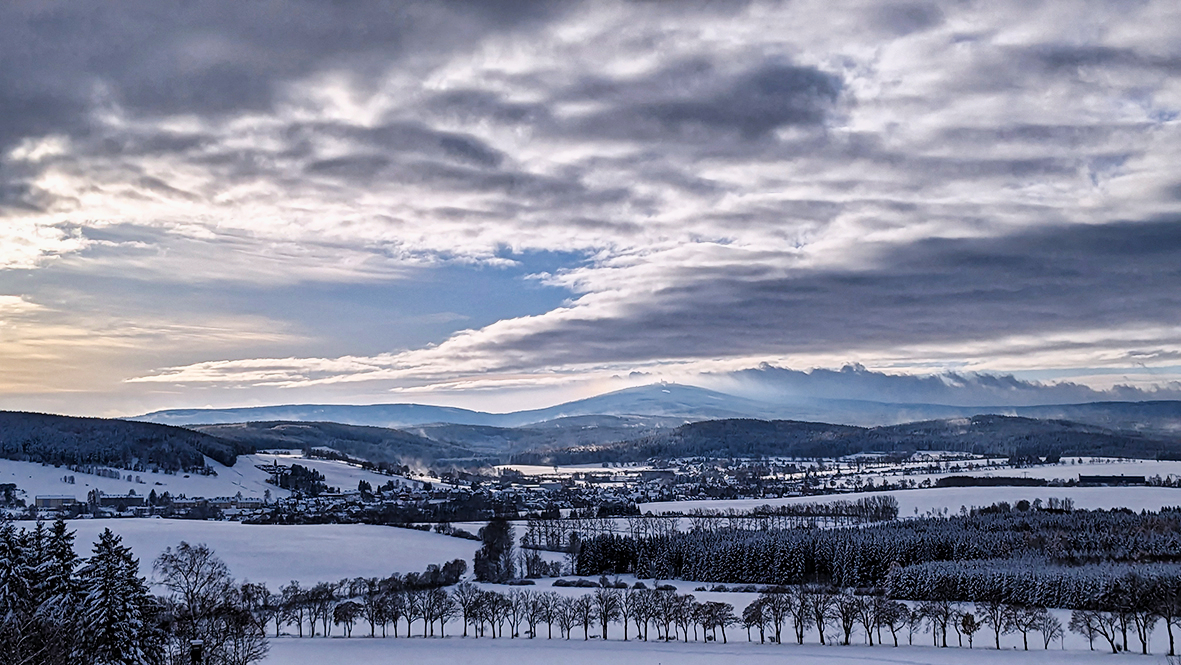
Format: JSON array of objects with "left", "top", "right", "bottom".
[
  {"left": 857, "top": 457, "right": 1181, "bottom": 487},
  {"left": 642, "top": 484, "right": 1181, "bottom": 517},
  {"left": 64, "top": 519, "right": 531, "bottom": 589},
  {"left": 0, "top": 455, "right": 284, "bottom": 502},
  {"left": 261, "top": 615, "right": 1174, "bottom": 665},
  {"left": 250, "top": 452, "right": 424, "bottom": 492},
  {"left": 0, "top": 451, "right": 428, "bottom": 504},
  {"left": 497, "top": 463, "right": 654, "bottom": 476}
]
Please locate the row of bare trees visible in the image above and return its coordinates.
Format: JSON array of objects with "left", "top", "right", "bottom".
[
  {"left": 160, "top": 544, "right": 1180, "bottom": 658},
  {"left": 449, "top": 584, "right": 742, "bottom": 643}
]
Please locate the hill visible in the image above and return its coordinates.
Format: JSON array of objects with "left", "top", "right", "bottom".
[
  {"left": 510, "top": 415, "right": 1181, "bottom": 465},
  {"left": 194, "top": 421, "right": 489, "bottom": 465},
  {"left": 0, "top": 411, "right": 250, "bottom": 471},
  {"left": 133, "top": 384, "right": 762, "bottom": 428},
  {"left": 133, "top": 384, "right": 1181, "bottom": 435}
]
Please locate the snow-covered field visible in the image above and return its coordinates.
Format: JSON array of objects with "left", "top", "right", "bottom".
[
  {"left": 498, "top": 463, "right": 654, "bottom": 476},
  {"left": 0, "top": 451, "right": 427, "bottom": 504},
  {"left": 642, "top": 484, "right": 1181, "bottom": 517},
  {"left": 0, "top": 455, "right": 284, "bottom": 502},
  {"left": 261, "top": 609, "right": 1176, "bottom": 665},
  {"left": 250, "top": 452, "right": 423, "bottom": 492},
  {"left": 65, "top": 519, "right": 511, "bottom": 588},
  {"left": 264, "top": 638, "right": 1111, "bottom": 665},
  {"left": 859, "top": 457, "right": 1181, "bottom": 486}
]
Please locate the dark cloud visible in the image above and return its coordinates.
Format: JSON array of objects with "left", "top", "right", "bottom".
[
  {"left": 473, "top": 219, "right": 1181, "bottom": 366},
  {"left": 640, "top": 63, "right": 841, "bottom": 138},
  {"left": 560, "top": 60, "right": 842, "bottom": 141},
  {"left": 305, "top": 155, "right": 393, "bottom": 179},
  {"left": 872, "top": 3, "right": 945, "bottom": 36},
  {"left": 0, "top": 1, "right": 579, "bottom": 150},
  {"left": 1032, "top": 45, "right": 1181, "bottom": 74},
  {"left": 723, "top": 364, "right": 1181, "bottom": 407},
  {"left": 0, "top": 183, "right": 52, "bottom": 214}
]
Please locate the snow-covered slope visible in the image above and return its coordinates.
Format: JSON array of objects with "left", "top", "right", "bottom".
[
  {"left": 250, "top": 452, "right": 426, "bottom": 491},
  {"left": 66, "top": 519, "right": 496, "bottom": 588},
  {"left": 642, "top": 484, "right": 1181, "bottom": 517},
  {"left": 0, "top": 455, "right": 284, "bottom": 502},
  {"left": 0, "top": 451, "right": 429, "bottom": 503}
]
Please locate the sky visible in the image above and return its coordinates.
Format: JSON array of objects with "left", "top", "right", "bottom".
[{"left": 1, "top": 0, "right": 1180, "bottom": 417}]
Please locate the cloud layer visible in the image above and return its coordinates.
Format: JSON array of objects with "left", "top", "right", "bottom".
[{"left": 0, "top": 1, "right": 1179, "bottom": 414}]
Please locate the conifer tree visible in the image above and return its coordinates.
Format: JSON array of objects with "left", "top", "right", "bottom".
[{"left": 78, "top": 528, "right": 161, "bottom": 665}]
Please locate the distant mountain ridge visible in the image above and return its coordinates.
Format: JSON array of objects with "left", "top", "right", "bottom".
[
  {"left": 4, "top": 395, "right": 1181, "bottom": 475},
  {"left": 134, "top": 383, "right": 1181, "bottom": 434},
  {"left": 510, "top": 414, "right": 1181, "bottom": 465}
]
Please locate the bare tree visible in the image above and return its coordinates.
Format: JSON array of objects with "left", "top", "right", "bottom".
[
  {"left": 975, "top": 600, "right": 1009, "bottom": 649},
  {"left": 805, "top": 587, "right": 836, "bottom": 645},
  {"left": 834, "top": 590, "right": 860, "bottom": 645},
  {"left": 573, "top": 594, "right": 595, "bottom": 640},
  {"left": 452, "top": 582, "right": 481, "bottom": 637},
  {"left": 594, "top": 587, "right": 621, "bottom": 639},
  {"left": 555, "top": 596, "right": 575, "bottom": 639},
  {"left": 1037, "top": 611, "right": 1063, "bottom": 650}
]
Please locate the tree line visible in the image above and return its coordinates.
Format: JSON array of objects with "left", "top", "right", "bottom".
[{"left": 576, "top": 505, "right": 1181, "bottom": 587}]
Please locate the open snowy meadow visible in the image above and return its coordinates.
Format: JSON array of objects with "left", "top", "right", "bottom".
[
  {"left": 642, "top": 484, "right": 1181, "bottom": 517},
  {"left": 0, "top": 451, "right": 426, "bottom": 504},
  {"left": 263, "top": 636, "right": 1151, "bottom": 665},
  {"left": 64, "top": 519, "right": 515, "bottom": 589}
]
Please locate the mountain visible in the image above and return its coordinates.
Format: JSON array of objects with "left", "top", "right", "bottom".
[
  {"left": 132, "top": 384, "right": 766, "bottom": 428},
  {"left": 510, "top": 414, "right": 1181, "bottom": 465},
  {"left": 0, "top": 411, "right": 251, "bottom": 470},
  {"left": 133, "top": 383, "right": 1181, "bottom": 436},
  {"left": 132, "top": 402, "right": 504, "bottom": 429},
  {"left": 1009, "top": 402, "right": 1181, "bottom": 436}
]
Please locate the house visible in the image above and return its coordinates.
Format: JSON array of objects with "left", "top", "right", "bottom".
[
  {"left": 640, "top": 470, "right": 676, "bottom": 483},
  {"left": 35, "top": 495, "right": 77, "bottom": 509},
  {"left": 1078, "top": 475, "right": 1147, "bottom": 486}
]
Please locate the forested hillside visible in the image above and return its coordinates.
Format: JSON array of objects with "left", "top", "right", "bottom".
[
  {"left": 512, "top": 415, "right": 1181, "bottom": 464},
  {"left": 0, "top": 411, "right": 249, "bottom": 471},
  {"left": 196, "top": 421, "right": 489, "bottom": 465}
]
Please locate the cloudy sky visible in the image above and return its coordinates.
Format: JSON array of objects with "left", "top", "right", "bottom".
[{"left": 2, "top": 0, "right": 1180, "bottom": 417}]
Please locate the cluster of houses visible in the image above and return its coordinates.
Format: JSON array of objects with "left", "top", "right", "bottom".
[{"left": 32, "top": 490, "right": 269, "bottom": 519}]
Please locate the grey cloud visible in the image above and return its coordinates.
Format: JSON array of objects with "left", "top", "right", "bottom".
[
  {"left": 439, "top": 136, "right": 505, "bottom": 168},
  {"left": 0, "top": 183, "right": 53, "bottom": 214},
  {"left": 426, "top": 89, "right": 549, "bottom": 125},
  {"left": 722, "top": 364, "right": 1181, "bottom": 407},
  {"left": 561, "top": 60, "right": 842, "bottom": 141},
  {"left": 643, "top": 64, "right": 841, "bottom": 137},
  {"left": 0, "top": 1, "right": 579, "bottom": 168},
  {"left": 470, "top": 219, "right": 1181, "bottom": 367},
  {"left": 305, "top": 155, "right": 392, "bottom": 180},
  {"left": 1032, "top": 45, "right": 1181, "bottom": 74},
  {"left": 872, "top": 3, "right": 945, "bottom": 36}
]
